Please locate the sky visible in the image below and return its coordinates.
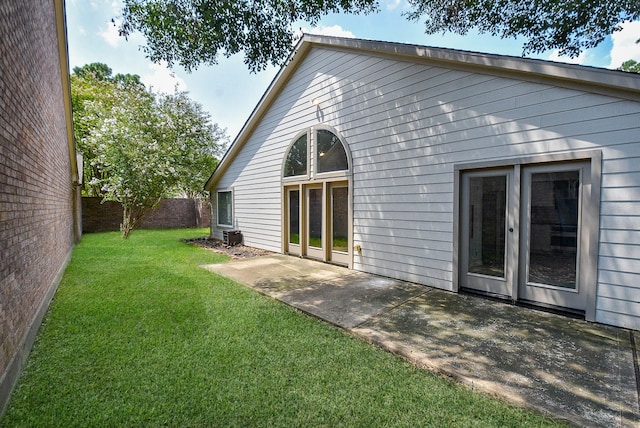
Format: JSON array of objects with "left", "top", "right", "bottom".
[{"left": 66, "top": 0, "right": 640, "bottom": 140}]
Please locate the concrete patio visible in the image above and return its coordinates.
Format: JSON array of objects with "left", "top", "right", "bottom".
[{"left": 202, "top": 254, "right": 640, "bottom": 427}]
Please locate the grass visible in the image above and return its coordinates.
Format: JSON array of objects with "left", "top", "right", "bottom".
[
  {"left": 1, "top": 229, "right": 565, "bottom": 427},
  {"left": 290, "top": 234, "right": 349, "bottom": 252}
]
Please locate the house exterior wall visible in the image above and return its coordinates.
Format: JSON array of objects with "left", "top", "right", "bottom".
[
  {"left": 0, "top": 0, "right": 77, "bottom": 412},
  {"left": 211, "top": 46, "right": 640, "bottom": 330}
]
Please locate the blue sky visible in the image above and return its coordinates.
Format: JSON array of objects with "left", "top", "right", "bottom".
[{"left": 66, "top": 0, "right": 640, "bottom": 139}]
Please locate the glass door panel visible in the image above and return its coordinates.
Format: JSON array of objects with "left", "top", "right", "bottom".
[
  {"left": 527, "top": 171, "right": 579, "bottom": 288},
  {"left": 518, "top": 162, "right": 589, "bottom": 312},
  {"left": 460, "top": 161, "right": 591, "bottom": 313},
  {"left": 306, "top": 186, "right": 324, "bottom": 259},
  {"left": 460, "top": 169, "right": 514, "bottom": 298},
  {"left": 287, "top": 188, "right": 300, "bottom": 255},
  {"left": 468, "top": 175, "right": 507, "bottom": 278},
  {"left": 330, "top": 184, "right": 349, "bottom": 264}
]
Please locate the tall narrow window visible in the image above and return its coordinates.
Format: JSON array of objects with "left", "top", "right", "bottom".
[
  {"left": 217, "top": 190, "right": 233, "bottom": 227},
  {"left": 289, "top": 190, "right": 300, "bottom": 245},
  {"left": 331, "top": 186, "right": 349, "bottom": 253},
  {"left": 284, "top": 134, "right": 308, "bottom": 177},
  {"left": 308, "top": 188, "right": 323, "bottom": 248}
]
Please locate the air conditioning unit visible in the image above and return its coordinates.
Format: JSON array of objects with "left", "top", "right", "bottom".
[{"left": 223, "top": 230, "right": 242, "bottom": 246}]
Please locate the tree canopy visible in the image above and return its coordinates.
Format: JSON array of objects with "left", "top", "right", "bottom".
[
  {"left": 118, "top": 0, "right": 640, "bottom": 72},
  {"left": 406, "top": 1, "right": 640, "bottom": 58},
  {"left": 619, "top": 59, "right": 640, "bottom": 72},
  {"left": 119, "top": 0, "right": 379, "bottom": 72},
  {"left": 73, "top": 62, "right": 144, "bottom": 87},
  {"left": 72, "top": 62, "right": 227, "bottom": 237}
]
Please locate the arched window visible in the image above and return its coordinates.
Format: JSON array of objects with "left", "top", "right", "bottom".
[
  {"left": 283, "top": 133, "right": 307, "bottom": 177},
  {"left": 283, "top": 127, "right": 349, "bottom": 178},
  {"left": 282, "top": 126, "right": 351, "bottom": 265},
  {"left": 317, "top": 129, "right": 348, "bottom": 173}
]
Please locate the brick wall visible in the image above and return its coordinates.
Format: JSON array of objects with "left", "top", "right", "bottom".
[
  {"left": 82, "top": 197, "right": 211, "bottom": 233},
  {"left": 0, "top": 1, "right": 77, "bottom": 412}
]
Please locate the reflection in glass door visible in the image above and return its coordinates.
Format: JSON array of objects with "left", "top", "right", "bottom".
[
  {"left": 330, "top": 184, "right": 349, "bottom": 264},
  {"left": 528, "top": 171, "right": 578, "bottom": 287},
  {"left": 519, "top": 162, "right": 589, "bottom": 311},
  {"left": 287, "top": 188, "right": 300, "bottom": 256},
  {"left": 460, "top": 170, "right": 514, "bottom": 297},
  {"left": 468, "top": 176, "right": 507, "bottom": 277},
  {"left": 306, "top": 186, "right": 324, "bottom": 259}
]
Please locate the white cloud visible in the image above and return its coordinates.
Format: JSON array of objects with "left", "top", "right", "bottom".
[
  {"left": 97, "top": 19, "right": 121, "bottom": 47},
  {"left": 607, "top": 20, "right": 640, "bottom": 69},
  {"left": 385, "top": 0, "right": 402, "bottom": 10},
  {"left": 141, "top": 62, "right": 187, "bottom": 94},
  {"left": 547, "top": 49, "right": 589, "bottom": 65},
  {"left": 301, "top": 25, "right": 356, "bottom": 39},
  {"left": 95, "top": 1, "right": 125, "bottom": 46}
]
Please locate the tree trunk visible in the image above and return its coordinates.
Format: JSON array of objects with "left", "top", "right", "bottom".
[
  {"left": 121, "top": 205, "right": 137, "bottom": 239},
  {"left": 121, "top": 198, "right": 161, "bottom": 239}
]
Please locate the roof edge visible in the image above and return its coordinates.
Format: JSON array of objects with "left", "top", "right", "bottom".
[
  {"left": 303, "top": 35, "right": 640, "bottom": 94},
  {"left": 204, "top": 37, "right": 313, "bottom": 191},
  {"left": 55, "top": 0, "right": 78, "bottom": 185},
  {"left": 205, "top": 34, "right": 640, "bottom": 192}
]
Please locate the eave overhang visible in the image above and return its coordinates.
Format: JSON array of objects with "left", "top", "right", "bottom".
[{"left": 204, "top": 34, "right": 640, "bottom": 191}]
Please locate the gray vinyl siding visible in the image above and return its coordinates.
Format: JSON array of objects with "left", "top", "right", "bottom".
[{"left": 213, "top": 46, "right": 640, "bottom": 330}]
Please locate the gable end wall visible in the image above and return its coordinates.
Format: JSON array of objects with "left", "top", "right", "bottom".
[{"left": 212, "top": 47, "right": 640, "bottom": 330}]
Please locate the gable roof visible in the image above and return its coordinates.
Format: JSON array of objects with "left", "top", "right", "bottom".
[{"left": 205, "top": 34, "right": 640, "bottom": 191}]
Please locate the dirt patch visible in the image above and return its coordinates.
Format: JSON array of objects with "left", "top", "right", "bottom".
[{"left": 184, "top": 237, "right": 272, "bottom": 259}]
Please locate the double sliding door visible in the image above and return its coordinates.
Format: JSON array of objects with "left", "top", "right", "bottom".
[{"left": 460, "top": 161, "right": 592, "bottom": 314}]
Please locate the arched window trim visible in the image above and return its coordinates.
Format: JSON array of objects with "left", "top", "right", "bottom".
[{"left": 282, "top": 125, "right": 351, "bottom": 183}]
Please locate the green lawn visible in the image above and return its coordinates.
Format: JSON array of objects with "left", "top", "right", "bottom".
[{"left": 0, "top": 229, "right": 564, "bottom": 427}]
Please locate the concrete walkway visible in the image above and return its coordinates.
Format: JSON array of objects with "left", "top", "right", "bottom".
[{"left": 202, "top": 254, "right": 640, "bottom": 427}]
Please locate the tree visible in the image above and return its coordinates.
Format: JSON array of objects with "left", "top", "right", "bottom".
[
  {"left": 73, "top": 62, "right": 113, "bottom": 81},
  {"left": 119, "top": 0, "right": 379, "bottom": 72},
  {"left": 152, "top": 91, "right": 227, "bottom": 200},
  {"left": 405, "top": 0, "right": 640, "bottom": 58},
  {"left": 118, "top": 1, "right": 639, "bottom": 71},
  {"left": 73, "top": 62, "right": 144, "bottom": 88},
  {"left": 71, "top": 63, "right": 147, "bottom": 195},
  {"left": 619, "top": 59, "right": 640, "bottom": 72},
  {"left": 72, "top": 64, "right": 227, "bottom": 238}
]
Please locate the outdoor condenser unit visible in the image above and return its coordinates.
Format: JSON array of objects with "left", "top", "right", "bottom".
[{"left": 223, "top": 230, "right": 242, "bottom": 246}]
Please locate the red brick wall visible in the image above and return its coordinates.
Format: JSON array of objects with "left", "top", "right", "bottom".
[
  {"left": 82, "top": 198, "right": 211, "bottom": 233},
  {"left": 0, "top": 1, "right": 76, "bottom": 410}
]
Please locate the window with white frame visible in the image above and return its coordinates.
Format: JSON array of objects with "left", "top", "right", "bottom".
[{"left": 217, "top": 190, "right": 233, "bottom": 227}]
